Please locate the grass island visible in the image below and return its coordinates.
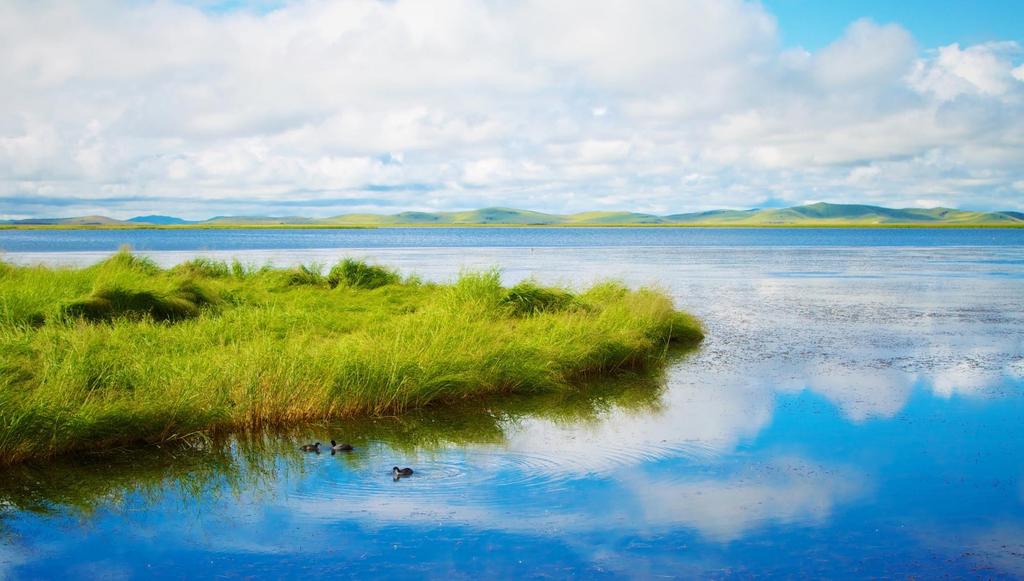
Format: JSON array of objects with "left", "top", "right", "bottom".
[{"left": 0, "top": 251, "right": 703, "bottom": 465}]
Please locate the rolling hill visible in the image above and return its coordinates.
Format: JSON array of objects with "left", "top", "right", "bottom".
[
  {"left": 127, "top": 215, "right": 195, "bottom": 225},
  {"left": 1, "top": 215, "right": 125, "bottom": 226},
  {"left": 319, "top": 208, "right": 564, "bottom": 225},
  {"left": 4, "top": 203, "right": 1023, "bottom": 227},
  {"left": 203, "top": 215, "right": 317, "bottom": 225},
  {"left": 286, "top": 203, "right": 1024, "bottom": 226},
  {"left": 662, "top": 203, "right": 1024, "bottom": 225}
]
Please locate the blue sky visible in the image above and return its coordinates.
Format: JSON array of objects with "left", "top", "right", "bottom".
[
  {"left": 763, "top": 0, "right": 1023, "bottom": 49},
  {"left": 193, "top": 0, "right": 1024, "bottom": 50},
  {"left": 2, "top": 0, "right": 1022, "bottom": 219},
  {"left": 190, "top": 0, "right": 1024, "bottom": 51}
]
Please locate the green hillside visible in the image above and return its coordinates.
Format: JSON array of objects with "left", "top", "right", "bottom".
[
  {"left": 204, "top": 215, "right": 316, "bottom": 225},
  {"left": 2, "top": 215, "right": 125, "bottom": 226},
  {"left": 564, "top": 211, "right": 667, "bottom": 224},
  {"left": 664, "top": 209, "right": 760, "bottom": 223},
  {"left": 128, "top": 215, "right": 194, "bottom": 225},
  {"left": 665, "top": 203, "right": 1024, "bottom": 225},
  {"left": 319, "top": 207, "right": 561, "bottom": 225},
  {"left": 448, "top": 208, "right": 561, "bottom": 224}
]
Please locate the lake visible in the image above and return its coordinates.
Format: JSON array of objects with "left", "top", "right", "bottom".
[{"left": 2, "top": 228, "right": 1024, "bottom": 578}]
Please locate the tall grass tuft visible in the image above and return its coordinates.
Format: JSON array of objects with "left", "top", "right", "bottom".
[
  {"left": 0, "top": 254, "right": 703, "bottom": 465},
  {"left": 501, "top": 280, "right": 578, "bottom": 316},
  {"left": 284, "top": 263, "right": 326, "bottom": 286},
  {"left": 62, "top": 286, "right": 195, "bottom": 322},
  {"left": 90, "top": 247, "right": 161, "bottom": 275},
  {"left": 327, "top": 258, "right": 400, "bottom": 289},
  {"left": 171, "top": 257, "right": 231, "bottom": 279}
]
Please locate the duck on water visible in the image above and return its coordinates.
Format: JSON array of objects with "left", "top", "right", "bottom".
[{"left": 331, "top": 440, "right": 353, "bottom": 452}]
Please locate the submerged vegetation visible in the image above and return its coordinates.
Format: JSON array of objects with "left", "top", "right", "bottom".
[{"left": 0, "top": 251, "right": 702, "bottom": 465}]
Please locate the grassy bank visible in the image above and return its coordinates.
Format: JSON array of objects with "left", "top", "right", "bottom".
[{"left": 0, "top": 252, "right": 702, "bottom": 465}]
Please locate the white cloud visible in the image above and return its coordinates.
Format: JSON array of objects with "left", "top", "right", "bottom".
[
  {"left": 812, "top": 19, "right": 916, "bottom": 88},
  {"left": 910, "top": 42, "right": 1024, "bottom": 101},
  {"left": 1, "top": 0, "right": 1023, "bottom": 218}
]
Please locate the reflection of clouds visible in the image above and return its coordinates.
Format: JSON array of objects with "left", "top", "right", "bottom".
[
  {"left": 286, "top": 455, "right": 866, "bottom": 546},
  {"left": 724, "top": 264, "right": 1024, "bottom": 409},
  {"left": 290, "top": 491, "right": 584, "bottom": 536},
  {"left": 624, "top": 457, "right": 867, "bottom": 543},
  {"left": 601, "top": 345, "right": 1018, "bottom": 456},
  {"left": 804, "top": 364, "right": 915, "bottom": 422},
  {"left": 503, "top": 373, "right": 774, "bottom": 474},
  {"left": 922, "top": 341, "right": 1022, "bottom": 398},
  {"left": 930, "top": 360, "right": 1002, "bottom": 398},
  {"left": 499, "top": 346, "right": 1014, "bottom": 475}
]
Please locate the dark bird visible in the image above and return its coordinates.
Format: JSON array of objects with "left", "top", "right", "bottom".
[
  {"left": 300, "top": 442, "right": 321, "bottom": 452},
  {"left": 392, "top": 466, "right": 414, "bottom": 479},
  {"left": 330, "top": 440, "right": 353, "bottom": 452}
]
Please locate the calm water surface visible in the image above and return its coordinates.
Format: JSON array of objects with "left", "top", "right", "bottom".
[{"left": 2, "top": 228, "right": 1024, "bottom": 578}]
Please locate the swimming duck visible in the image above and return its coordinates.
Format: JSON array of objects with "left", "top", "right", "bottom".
[
  {"left": 330, "top": 440, "right": 353, "bottom": 452},
  {"left": 392, "top": 466, "right": 414, "bottom": 478},
  {"left": 300, "top": 442, "right": 321, "bottom": 452}
]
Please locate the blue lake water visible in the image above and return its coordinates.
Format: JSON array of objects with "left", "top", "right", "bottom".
[
  {"left": 2, "top": 228, "right": 1024, "bottom": 578},
  {"left": 1, "top": 226, "right": 1022, "bottom": 253}
]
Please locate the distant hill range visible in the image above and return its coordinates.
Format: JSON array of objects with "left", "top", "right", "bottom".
[{"left": 4, "top": 203, "right": 1024, "bottom": 227}]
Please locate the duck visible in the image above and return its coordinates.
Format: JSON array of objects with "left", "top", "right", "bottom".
[
  {"left": 392, "top": 466, "right": 414, "bottom": 478},
  {"left": 300, "top": 442, "right": 321, "bottom": 452},
  {"left": 330, "top": 440, "right": 353, "bottom": 452}
]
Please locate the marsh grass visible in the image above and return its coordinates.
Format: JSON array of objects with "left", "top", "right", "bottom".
[
  {"left": 0, "top": 251, "right": 703, "bottom": 465},
  {"left": 60, "top": 280, "right": 220, "bottom": 322},
  {"left": 500, "top": 280, "right": 578, "bottom": 316},
  {"left": 328, "top": 258, "right": 400, "bottom": 289}
]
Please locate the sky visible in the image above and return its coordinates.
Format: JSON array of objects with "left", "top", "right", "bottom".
[{"left": 1, "top": 0, "right": 1023, "bottom": 220}]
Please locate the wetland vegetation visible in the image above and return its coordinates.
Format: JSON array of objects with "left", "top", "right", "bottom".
[{"left": 0, "top": 251, "right": 702, "bottom": 465}]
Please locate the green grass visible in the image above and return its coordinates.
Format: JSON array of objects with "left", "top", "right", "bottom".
[{"left": 0, "top": 251, "right": 702, "bottom": 465}]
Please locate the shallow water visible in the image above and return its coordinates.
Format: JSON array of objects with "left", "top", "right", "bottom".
[{"left": 2, "top": 228, "right": 1024, "bottom": 578}]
